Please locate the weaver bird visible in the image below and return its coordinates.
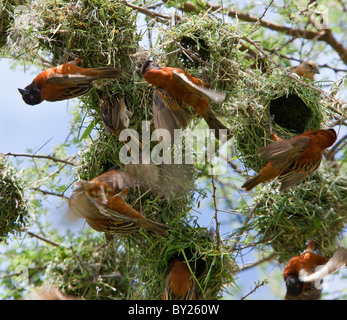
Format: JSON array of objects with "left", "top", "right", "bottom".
[
  {"left": 99, "top": 94, "right": 143, "bottom": 152},
  {"left": 242, "top": 116, "right": 337, "bottom": 191},
  {"left": 283, "top": 241, "right": 347, "bottom": 300},
  {"left": 290, "top": 61, "right": 320, "bottom": 80},
  {"left": 68, "top": 166, "right": 169, "bottom": 237},
  {"left": 163, "top": 249, "right": 206, "bottom": 300},
  {"left": 18, "top": 58, "right": 120, "bottom": 105},
  {"left": 142, "top": 60, "right": 231, "bottom": 141}
]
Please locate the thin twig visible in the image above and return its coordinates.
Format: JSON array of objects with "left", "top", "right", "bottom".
[
  {"left": 121, "top": 0, "right": 172, "bottom": 23},
  {"left": 210, "top": 164, "right": 221, "bottom": 252},
  {"left": 241, "top": 280, "right": 266, "bottom": 300},
  {"left": 4, "top": 152, "right": 76, "bottom": 166},
  {"left": 258, "top": 0, "right": 274, "bottom": 21},
  {"left": 238, "top": 253, "right": 277, "bottom": 272},
  {"left": 27, "top": 231, "right": 65, "bottom": 248},
  {"left": 27, "top": 231, "right": 91, "bottom": 276},
  {"left": 229, "top": 201, "right": 260, "bottom": 253},
  {"left": 204, "top": 2, "right": 347, "bottom": 64},
  {"left": 30, "top": 187, "right": 69, "bottom": 200},
  {"left": 325, "top": 134, "right": 347, "bottom": 160}
]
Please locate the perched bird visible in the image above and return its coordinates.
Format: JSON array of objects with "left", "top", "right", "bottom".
[
  {"left": 242, "top": 116, "right": 337, "bottom": 191},
  {"left": 163, "top": 249, "right": 206, "bottom": 300},
  {"left": 142, "top": 60, "right": 231, "bottom": 141},
  {"left": 68, "top": 166, "right": 169, "bottom": 237},
  {"left": 18, "top": 58, "right": 120, "bottom": 105},
  {"left": 290, "top": 61, "right": 320, "bottom": 80},
  {"left": 283, "top": 241, "right": 347, "bottom": 300}
]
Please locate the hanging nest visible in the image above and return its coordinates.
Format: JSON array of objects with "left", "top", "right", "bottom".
[
  {"left": 7, "top": 0, "right": 139, "bottom": 68},
  {"left": 244, "top": 167, "right": 347, "bottom": 263},
  {"left": 233, "top": 73, "right": 326, "bottom": 173},
  {"left": 128, "top": 216, "right": 237, "bottom": 300},
  {"left": 0, "top": 155, "right": 30, "bottom": 243},
  {"left": 44, "top": 231, "right": 139, "bottom": 300}
]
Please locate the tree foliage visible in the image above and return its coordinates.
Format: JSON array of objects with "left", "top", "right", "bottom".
[{"left": 0, "top": 0, "right": 346, "bottom": 300}]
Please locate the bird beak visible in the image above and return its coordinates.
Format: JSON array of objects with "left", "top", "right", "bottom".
[
  {"left": 311, "top": 67, "right": 320, "bottom": 74},
  {"left": 18, "top": 88, "right": 30, "bottom": 96}
]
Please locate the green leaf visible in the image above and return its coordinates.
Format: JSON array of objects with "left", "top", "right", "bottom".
[{"left": 79, "top": 120, "right": 96, "bottom": 141}]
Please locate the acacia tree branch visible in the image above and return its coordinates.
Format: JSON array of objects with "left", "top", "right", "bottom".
[
  {"left": 210, "top": 164, "right": 221, "bottom": 252},
  {"left": 171, "top": 1, "right": 347, "bottom": 64},
  {"left": 121, "top": 0, "right": 173, "bottom": 23},
  {"left": 240, "top": 36, "right": 346, "bottom": 116},
  {"left": 30, "top": 187, "right": 69, "bottom": 200},
  {"left": 3, "top": 152, "right": 77, "bottom": 166},
  {"left": 241, "top": 280, "right": 266, "bottom": 300},
  {"left": 27, "top": 231, "right": 65, "bottom": 248},
  {"left": 238, "top": 253, "right": 277, "bottom": 272},
  {"left": 205, "top": 2, "right": 347, "bottom": 64},
  {"left": 325, "top": 134, "right": 347, "bottom": 160}
]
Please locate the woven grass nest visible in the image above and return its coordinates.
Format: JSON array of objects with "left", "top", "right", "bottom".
[
  {"left": 233, "top": 77, "right": 325, "bottom": 173},
  {"left": 243, "top": 167, "right": 347, "bottom": 262},
  {"left": 0, "top": 156, "right": 29, "bottom": 243}
]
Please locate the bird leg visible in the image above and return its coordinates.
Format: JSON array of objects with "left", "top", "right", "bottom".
[
  {"left": 115, "top": 187, "right": 130, "bottom": 199},
  {"left": 63, "top": 48, "right": 80, "bottom": 64},
  {"left": 269, "top": 114, "right": 275, "bottom": 134},
  {"left": 268, "top": 115, "right": 283, "bottom": 142}
]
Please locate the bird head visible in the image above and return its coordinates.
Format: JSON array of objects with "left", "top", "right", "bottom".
[
  {"left": 285, "top": 274, "right": 304, "bottom": 296},
  {"left": 327, "top": 128, "right": 337, "bottom": 140},
  {"left": 18, "top": 84, "right": 41, "bottom": 105},
  {"left": 142, "top": 60, "right": 160, "bottom": 74},
  {"left": 303, "top": 61, "right": 320, "bottom": 76}
]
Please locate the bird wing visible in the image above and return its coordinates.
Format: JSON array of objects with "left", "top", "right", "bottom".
[
  {"left": 278, "top": 171, "right": 312, "bottom": 191},
  {"left": 152, "top": 89, "right": 191, "bottom": 140},
  {"left": 85, "top": 192, "right": 140, "bottom": 233},
  {"left": 299, "top": 247, "right": 347, "bottom": 282},
  {"left": 172, "top": 70, "right": 226, "bottom": 104},
  {"left": 99, "top": 96, "right": 126, "bottom": 132},
  {"left": 257, "top": 136, "right": 311, "bottom": 166},
  {"left": 45, "top": 74, "right": 94, "bottom": 100},
  {"left": 68, "top": 187, "right": 99, "bottom": 221},
  {"left": 46, "top": 73, "right": 99, "bottom": 83}
]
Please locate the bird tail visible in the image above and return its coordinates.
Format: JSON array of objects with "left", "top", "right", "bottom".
[
  {"left": 203, "top": 109, "right": 232, "bottom": 141},
  {"left": 138, "top": 216, "right": 169, "bottom": 237},
  {"left": 299, "top": 247, "right": 347, "bottom": 282},
  {"left": 242, "top": 175, "right": 261, "bottom": 191},
  {"left": 92, "top": 67, "right": 121, "bottom": 79}
]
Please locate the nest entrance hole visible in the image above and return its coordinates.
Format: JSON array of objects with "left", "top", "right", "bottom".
[
  {"left": 178, "top": 36, "right": 210, "bottom": 68},
  {"left": 269, "top": 94, "right": 313, "bottom": 134}
]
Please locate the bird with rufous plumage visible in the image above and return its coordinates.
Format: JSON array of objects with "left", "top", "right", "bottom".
[{"left": 242, "top": 115, "right": 337, "bottom": 191}]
